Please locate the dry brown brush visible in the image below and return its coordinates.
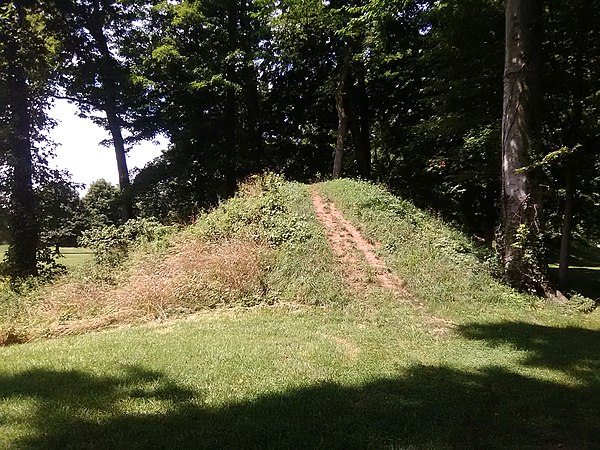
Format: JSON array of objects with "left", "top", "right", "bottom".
[{"left": 0, "top": 237, "right": 270, "bottom": 345}]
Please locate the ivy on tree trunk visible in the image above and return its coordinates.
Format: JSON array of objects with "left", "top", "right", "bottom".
[{"left": 501, "top": 0, "right": 548, "bottom": 295}]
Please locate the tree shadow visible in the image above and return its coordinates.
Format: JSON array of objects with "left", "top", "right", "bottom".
[
  {"left": 458, "top": 321, "right": 600, "bottom": 385},
  {"left": 547, "top": 266, "right": 600, "bottom": 299},
  {"left": 1, "top": 357, "right": 598, "bottom": 448}
]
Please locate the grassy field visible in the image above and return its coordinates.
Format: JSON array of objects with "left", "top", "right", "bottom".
[
  {"left": 0, "top": 245, "right": 92, "bottom": 272},
  {"left": 0, "top": 178, "right": 598, "bottom": 448}
]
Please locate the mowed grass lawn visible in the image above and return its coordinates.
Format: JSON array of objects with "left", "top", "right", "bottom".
[
  {"left": 1, "top": 296, "right": 599, "bottom": 448},
  {"left": 0, "top": 180, "right": 599, "bottom": 448},
  {"left": 0, "top": 245, "right": 92, "bottom": 272}
]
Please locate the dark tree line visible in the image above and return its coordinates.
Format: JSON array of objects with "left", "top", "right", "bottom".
[{"left": 1, "top": 0, "right": 599, "bottom": 296}]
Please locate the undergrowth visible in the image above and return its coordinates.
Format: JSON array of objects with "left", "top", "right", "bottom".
[{"left": 192, "top": 173, "right": 346, "bottom": 305}]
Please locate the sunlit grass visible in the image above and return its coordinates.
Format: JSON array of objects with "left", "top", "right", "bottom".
[{"left": 0, "top": 244, "right": 92, "bottom": 271}]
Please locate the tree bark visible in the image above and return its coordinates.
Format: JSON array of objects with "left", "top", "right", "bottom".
[
  {"left": 333, "top": 63, "right": 350, "bottom": 179},
  {"left": 558, "top": 165, "right": 575, "bottom": 290},
  {"left": 557, "top": 0, "right": 588, "bottom": 292},
  {"left": 240, "top": 0, "right": 262, "bottom": 172},
  {"left": 105, "top": 99, "right": 133, "bottom": 221},
  {"left": 6, "top": 32, "right": 39, "bottom": 278},
  {"left": 88, "top": 0, "right": 133, "bottom": 221},
  {"left": 354, "top": 60, "right": 371, "bottom": 179},
  {"left": 224, "top": 0, "right": 239, "bottom": 197},
  {"left": 501, "top": 0, "right": 547, "bottom": 294}
]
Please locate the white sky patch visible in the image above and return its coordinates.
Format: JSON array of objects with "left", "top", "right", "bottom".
[{"left": 48, "top": 99, "right": 167, "bottom": 194}]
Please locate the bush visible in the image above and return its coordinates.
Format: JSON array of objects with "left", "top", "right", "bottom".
[
  {"left": 79, "top": 218, "right": 171, "bottom": 267},
  {"left": 194, "top": 173, "right": 312, "bottom": 247},
  {"left": 569, "top": 293, "right": 598, "bottom": 313}
]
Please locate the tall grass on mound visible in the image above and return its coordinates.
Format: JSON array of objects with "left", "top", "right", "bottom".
[
  {"left": 0, "top": 174, "right": 344, "bottom": 346},
  {"left": 317, "top": 179, "right": 546, "bottom": 318},
  {"left": 193, "top": 173, "right": 346, "bottom": 305}
]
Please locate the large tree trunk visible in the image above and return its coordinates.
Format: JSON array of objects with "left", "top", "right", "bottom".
[
  {"left": 6, "top": 26, "right": 38, "bottom": 278},
  {"left": 89, "top": 0, "right": 133, "bottom": 221},
  {"left": 104, "top": 99, "right": 133, "bottom": 221},
  {"left": 333, "top": 63, "right": 350, "bottom": 179},
  {"left": 8, "top": 52, "right": 39, "bottom": 278},
  {"left": 501, "top": 0, "right": 548, "bottom": 294},
  {"left": 240, "top": 0, "right": 262, "bottom": 172}
]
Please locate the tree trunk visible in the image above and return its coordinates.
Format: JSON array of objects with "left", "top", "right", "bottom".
[
  {"left": 501, "top": 0, "right": 547, "bottom": 294},
  {"left": 355, "top": 60, "right": 371, "bottom": 179},
  {"left": 557, "top": 0, "right": 588, "bottom": 292},
  {"left": 333, "top": 63, "right": 350, "bottom": 179},
  {"left": 224, "top": 0, "right": 239, "bottom": 197},
  {"left": 105, "top": 99, "right": 133, "bottom": 221},
  {"left": 558, "top": 165, "right": 575, "bottom": 290},
  {"left": 347, "top": 87, "right": 364, "bottom": 176},
  {"left": 243, "top": 61, "right": 261, "bottom": 172},
  {"left": 240, "top": 0, "right": 262, "bottom": 172},
  {"left": 6, "top": 21, "right": 38, "bottom": 278},
  {"left": 89, "top": 0, "right": 133, "bottom": 221}
]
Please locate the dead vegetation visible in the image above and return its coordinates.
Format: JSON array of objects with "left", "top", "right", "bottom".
[{"left": 0, "top": 237, "right": 270, "bottom": 345}]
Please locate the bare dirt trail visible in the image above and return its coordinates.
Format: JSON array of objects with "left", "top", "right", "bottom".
[
  {"left": 311, "top": 190, "right": 405, "bottom": 295},
  {"left": 311, "top": 189, "right": 456, "bottom": 335}
]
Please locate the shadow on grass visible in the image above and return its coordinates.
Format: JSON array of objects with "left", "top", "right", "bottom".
[
  {"left": 459, "top": 321, "right": 600, "bottom": 384},
  {"left": 548, "top": 266, "right": 600, "bottom": 300},
  {"left": 2, "top": 324, "right": 599, "bottom": 448}
]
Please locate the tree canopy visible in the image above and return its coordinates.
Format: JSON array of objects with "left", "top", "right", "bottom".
[{"left": 1, "top": 0, "right": 599, "bottom": 295}]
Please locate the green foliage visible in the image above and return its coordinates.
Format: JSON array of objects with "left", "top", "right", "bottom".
[
  {"left": 568, "top": 293, "right": 597, "bottom": 314},
  {"left": 319, "top": 179, "right": 518, "bottom": 312},
  {"left": 37, "top": 176, "right": 88, "bottom": 248},
  {"left": 79, "top": 218, "right": 171, "bottom": 267},
  {"left": 194, "top": 174, "right": 312, "bottom": 247},
  {"left": 82, "top": 179, "right": 122, "bottom": 227}
]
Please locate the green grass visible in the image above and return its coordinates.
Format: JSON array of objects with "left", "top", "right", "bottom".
[
  {"left": 547, "top": 240, "right": 600, "bottom": 299},
  {"left": 549, "top": 264, "right": 600, "bottom": 300},
  {"left": 55, "top": 247, "right": 93, "bottom": 271},
  {"left": 0, "top": 245, "right": 92, "bottom": 272},
  {"left": 0, "top": 179, "right": 599, "bottom": 448},
  {"left": 1, "top": 298, "right": 598, "bottom": 448}
]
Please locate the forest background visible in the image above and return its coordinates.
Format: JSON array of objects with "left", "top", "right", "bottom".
[{"left": 1, "top": 0, "right": 598, "bottom": 298}]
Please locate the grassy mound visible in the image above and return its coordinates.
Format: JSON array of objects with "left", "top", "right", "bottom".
[
  {"left": 318, "top": 179, "right": 600, "bottom": 321},
  {"left": 0, "top": 177, "right": 599, "bottom": 447}
]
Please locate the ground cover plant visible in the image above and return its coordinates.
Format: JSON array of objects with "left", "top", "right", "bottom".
[{"left": 0, "top": 178, "right": 598, "bottom": 448}]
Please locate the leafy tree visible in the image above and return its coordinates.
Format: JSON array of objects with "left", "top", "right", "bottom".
[
  {"left": 541, "top": 0, "right": 600, "bottom": 291},
  {"left": 125, "top": 0, "right": 267, "bottom": 217},
  {"left": 82, "top": 179, "right": 122, "bottom": 227},
  {"left": 56, "top": 0, "right": 151, "bottom": 221},
  {"left": 37, "top": 175, "right": 88, "bottom": 250},
  {"left": 0, "top": 0, "right": 63, "bottom": 278}
]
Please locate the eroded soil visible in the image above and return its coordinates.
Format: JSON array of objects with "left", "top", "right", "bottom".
[{"left": 311, "top": 190, "right": 405, "bottom": 295}]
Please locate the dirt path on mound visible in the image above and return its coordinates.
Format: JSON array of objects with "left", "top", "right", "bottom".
[{"left": 311, "top": 190, "right": 405, "bottom": 295}]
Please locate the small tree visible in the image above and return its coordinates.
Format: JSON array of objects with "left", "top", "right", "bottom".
[
  {"left": 82, "top": 179, "right": 122, "bottom": 227},
  {"left": 37, "top": 176, "right": 88, "bottom": 250}
]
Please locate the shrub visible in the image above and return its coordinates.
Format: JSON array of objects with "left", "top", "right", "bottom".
[
  {"left": 569, "top": 293, "right": 598, "bottom": 313},
  {"left": 194, "top": 173, "right": 312, "bottom": 247},
  {"left": 79, "top": 218, "right": 171, "bottom": 267}
]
